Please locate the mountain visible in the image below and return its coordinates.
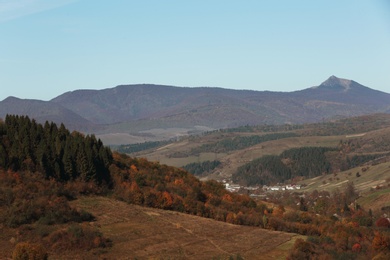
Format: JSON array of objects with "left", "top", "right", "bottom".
[
  {"left": 51, "top": 85, "right": 278, "bottom": 126},
  {"left": 295, "top": 75, "right": 390, "bottom": 106},
  {"left": 0, "top": 97, "right": 97, "bottom": 132},
  {"left": 1, "top": 76, "right": 389, "bottom": 143}
]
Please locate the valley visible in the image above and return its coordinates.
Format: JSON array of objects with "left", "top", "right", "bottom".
[{"left": 1, "top": 82, "right": 390, "bottom": 259}]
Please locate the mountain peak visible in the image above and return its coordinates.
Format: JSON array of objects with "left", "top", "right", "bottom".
[{"left": 317, "top": 75, "right": 352, "bottom": 91}]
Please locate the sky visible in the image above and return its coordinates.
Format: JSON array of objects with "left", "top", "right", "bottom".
[{"left": 1, "top": 0, "right": 390, "bottom": 101}]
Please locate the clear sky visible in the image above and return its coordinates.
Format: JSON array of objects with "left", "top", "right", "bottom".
[{"left": 1, "top": 0, "right": 389, "bottom": 101}]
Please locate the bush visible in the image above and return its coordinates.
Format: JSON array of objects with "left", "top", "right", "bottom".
[
  {"left": 376, "top": 218, "right": 390, "bottom": 228},
  {"left": 287, "top": 238, "right": 318, "bottom": 260},
  {"left": 48, "top": 224, "right": 111, "bottom": 251},
  {"left": 12, "top": 242, "right": 48, "bottom": 260}
]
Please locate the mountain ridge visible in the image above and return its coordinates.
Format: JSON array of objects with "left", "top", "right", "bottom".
[{"left": 1, "top": 76, "right": 389, "bottom": 144}]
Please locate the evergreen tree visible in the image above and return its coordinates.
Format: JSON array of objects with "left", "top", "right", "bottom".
[{"left": 0, "top": 115, "right": 113, "bottom": 183}]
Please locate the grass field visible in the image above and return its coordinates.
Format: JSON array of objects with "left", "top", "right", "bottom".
[
  {"left": 0, "top": 196, "right": 302, "bottom": 259},
  {"left": 68, "top": 196, "right": 301, "bottom": 259}
]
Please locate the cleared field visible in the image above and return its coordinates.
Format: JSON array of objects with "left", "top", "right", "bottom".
[
  {"left": 299, "top": 161, "right": 390, "bottom": 193},
  {"left": 66, "top": 196, "right": 302, "bottom": 259},
  {"left": 298, "top": 161, "right": 390, "bottom": 213},
  {"left": 137, "top": 134, "right": 345, "bottom": 181}
]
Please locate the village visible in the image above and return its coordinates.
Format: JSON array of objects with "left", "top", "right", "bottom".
[{"left": 223, "top": 180, "right": 302, "bottom": 194}]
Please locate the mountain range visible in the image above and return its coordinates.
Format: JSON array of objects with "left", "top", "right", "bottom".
[{"left": 1, "top": 76, "right": 389, "bottom": 144}]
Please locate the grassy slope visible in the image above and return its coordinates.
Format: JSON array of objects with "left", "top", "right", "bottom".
[
  {"left": 66, "top": 196, "right": 301, "bottom": 259},
  {"left": 298, "top": 161, "right": 390, "bottom": 212},
  {"left": 0, "top": 196, "right": 305, "bottom": 259},
  {"left": 133, "top": 115, "right": 390, "bottom": 213},
  {"left": 134, "top": 116, "right": 390, "bottom": 184},
  {"left": 136, "top": 133, "right": 345, "bottom": 181}
]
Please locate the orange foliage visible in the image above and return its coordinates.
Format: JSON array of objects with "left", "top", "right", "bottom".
[
  {"left": 226, "top": 212, "right": 236, "bottom": 224},
  {"left": 130, "top": 181, "right": 140, "bottom": 191},
  {"left": 161, "top": 191, "right": 173, "bottom": 209},
  {"left": 174, "top": 178, "right": 184, "bottom": 185},
  {"left": 130, "top": 165, "right": 138, "bottom": 172},
  {"left": 272, "top": 205, "right": 285, "bottom": 218},
  {"left": 372, "top": 231, "right": 390, "bottom": 251},
  {"left": 222, "top": 194, "right": 232, "bottom": 202}
]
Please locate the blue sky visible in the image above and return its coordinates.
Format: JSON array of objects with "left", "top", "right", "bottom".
[{"left": 1, "top": 0, "right": 389, "bottom": 101}]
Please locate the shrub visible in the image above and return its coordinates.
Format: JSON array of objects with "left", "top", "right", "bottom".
[
  {"left": 376, "top": 218, "right": 390, "bottom": 228},
  {"left": 47, "top": 224, "right": 111, "bottom": 251},
  {"left": 287, "top": 238, "right": 317, "bottom": 260},
  {"left": 12, "top": 242, "right": 48, "bottom": 260}
]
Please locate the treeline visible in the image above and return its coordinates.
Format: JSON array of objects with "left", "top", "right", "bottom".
[
  {"left": 346, "top": 153, "right": 390, "bottom": 169},
  {"left": 116, "top": 140, "right": 170, "bottom": 154},
  {"left": 0, "top": 115, "right": 112, "bottom": 184},
  {"left": 182, "top": 160, "right": 221, "bottom": 176},
  {"left": 233, "top": 147, "right": 336, "bottom": 186},
  {"left": 192, "top": 132, "right": 298, "bottom": 154}
]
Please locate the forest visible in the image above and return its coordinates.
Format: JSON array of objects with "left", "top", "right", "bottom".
[
  {"left": 0, "top": 115, "right": 389, "bottom": 259},
  {"left": 182, "top": 160, "right": 221, "bottom": 176},
  {"left": 0, "top": 115, "right": 112, "bottom": 184},
  {"left": 233, "top": 147, "right": 337, "bottom": 186}
]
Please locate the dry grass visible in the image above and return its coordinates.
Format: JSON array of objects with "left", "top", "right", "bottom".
[{"left": 65, "top": 196, "right": 300, "bottom": 259}]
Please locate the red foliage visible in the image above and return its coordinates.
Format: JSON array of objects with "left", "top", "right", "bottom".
[
  {"left": 352, "top": 243, "right": 362, "bottom": 252},
  {"left": 376, "top": 217, "right": 390, "bottom": 228}
]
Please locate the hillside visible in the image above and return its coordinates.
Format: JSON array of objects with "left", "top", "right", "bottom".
[
  {"left": 132, "top": 114, "right": 390, "bottom": 185},
  {"left": 298, "top": 161, "right": 390, "bottom": 209},
  {"left": 0, "top": 196, "right": 301, "bottom": 259},
  {"left": 1, "top": 76, "right": 389, "bottom": 144},
  {"left": 71, "top": 196, "right": 301, "bottom": 259},
  {"left": 1, "top": 115, "right": 390, "bottom": 259}
]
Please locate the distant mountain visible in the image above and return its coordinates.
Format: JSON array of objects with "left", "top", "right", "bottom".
[
  {"left": 295, "top": 75, "right": 390, "bottom": 106},
  {"left": 0, "top": 96, "right": 96, "bottom": 132},
  {"left": 1, "top": 76, "right": 389, "bottom": 143}
]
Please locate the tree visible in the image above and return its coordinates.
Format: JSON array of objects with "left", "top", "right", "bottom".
[
  {"left": 376, "top": 218, "right": 390, "bottom": 228},
  {"left": 344, "top": 181, "right": 358, "bottom": 204},
  {"left": 12, "top": 242, "right": 48, "bottom": 260}
]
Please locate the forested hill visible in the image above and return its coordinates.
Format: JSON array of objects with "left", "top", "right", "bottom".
[
  {"left": 0, "top": 115, "right": 112, "bottom": 184},
  {"left": 1, "top": 115, "right": 390, "bottom": 259},
  {"left": 233, "top": 147, "right": 337, "bottom": 186},
  {"left": 0, "top": 115, "right": 265, "bottom": 226}
]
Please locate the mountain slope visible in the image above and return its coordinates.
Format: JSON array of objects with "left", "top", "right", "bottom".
[
  {"left": 295, "top": 75, "right": 390, "bottom": 106},
  {"left": 2, "top": 76, "right": 389, "bottom": 143},
  {"left": 69, "top": 196, "right": 300, "bottom": 259},
  {"left": 0, "top": 96, "right": 96, "bottom": 132},
  {"left": 51, "top": 76, "right": 390, "bottom": 128}
]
